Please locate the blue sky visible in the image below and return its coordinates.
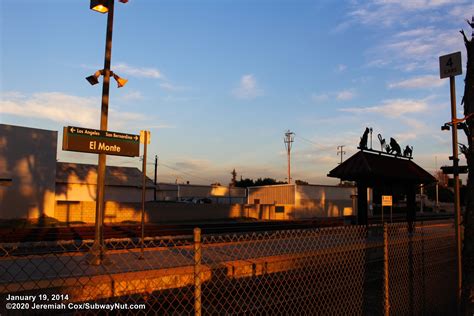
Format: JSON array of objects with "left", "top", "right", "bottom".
[{"left": 1, "top": 0, "right": 473, "bottom": 185}]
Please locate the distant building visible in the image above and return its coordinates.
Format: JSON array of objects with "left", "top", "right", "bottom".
[
  {"left": 0, "top": 124, "right": 57, "bottom": 220},
  {"left": 247, "top": 184, "right": 358, "bottom": 220},
  {"left": 55, "top": 162, "right": 155, "bottom": 224},
  {"left": 156, "top": 183, "right": 246, "bottom": 204},
  {"left": 56, "top": 162, "right": 155, "bottom": 203}
]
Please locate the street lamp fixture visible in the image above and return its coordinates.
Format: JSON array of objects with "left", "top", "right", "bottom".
[
  {"left": 90, "top": 0, "right": 109, "bottom": 13},
  {"left": 90, "top": 0, "right": 128, "bottom": 13}
]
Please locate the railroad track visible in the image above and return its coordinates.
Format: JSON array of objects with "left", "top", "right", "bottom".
[{"left": 0, "top": 214, "right": 453, "bottom": 243}]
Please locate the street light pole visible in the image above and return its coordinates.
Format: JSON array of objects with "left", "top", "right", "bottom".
[{"left": 90, "top": 0, "right": 115, "bottom": 265}]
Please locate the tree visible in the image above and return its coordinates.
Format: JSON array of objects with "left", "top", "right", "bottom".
[
  {"left": 459, "top": 19, "right": 474, "bottom": 314},
  {"left": 235, "top": 178, "right": 255, "bottom": 188},
  {"left": 230, "top": 169, "right": 237, "bottom": 187},
  {"left": 295, "top": 179, "right": 308, "bottom": 185},
  {"left": 235, "top": 177, "right": 287, "bottom": 188},
  {"left": 254, "top": 177, "right": 286, "bottom": 186},
  {"left": 424, "top": 183, "right": 454, "bottom": 203},
  {"left": 434, "top": 169, "right": 449, "bottom": 187}
]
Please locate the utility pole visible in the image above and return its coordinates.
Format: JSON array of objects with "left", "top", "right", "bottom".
[
  {"left": 284, "top": 130, "right": 294, "bottom": 184},
  {"left": 154, "top": 155, "right": 158, "bottom": 201},
  {"left": 439, "top": 50, "right": 463, "bottom": 311},
  {"left": 337, "top": 145, "right": 346, "bottom": 165},
  {"left": 435, "top": 156, "right": 439, "bottom": 211},
  {"left": 337, "top": 145, "right": 346, "bottom": 185}
]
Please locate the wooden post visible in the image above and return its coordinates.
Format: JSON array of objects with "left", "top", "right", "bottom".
[
  {"left": 194, "top": 228, "right": 202, "bottom": 316},
  {"left": 384, "top": 223, "right": 390, "bottom": 316}
]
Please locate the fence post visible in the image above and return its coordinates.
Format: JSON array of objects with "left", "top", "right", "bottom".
[
  {"left": 194, "top": 228, "right": 202, "bottom": 316},
  {"left": 384, "top": 223, "right": 390, "bottom": 316}
]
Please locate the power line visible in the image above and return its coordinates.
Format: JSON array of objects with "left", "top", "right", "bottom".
[
  {"left": 158, "top": 161, "right": 216, "bottom": 184},
  {"left": 295, "top": 134, "right": 321, "bottom": 147},
  {"left": 110, "top": 155, "right": 215, "bottom": 184}
]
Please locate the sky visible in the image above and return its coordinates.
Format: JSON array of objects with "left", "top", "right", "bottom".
[{"left": 1, "top": 0, "right": 473, "bottom": 185}]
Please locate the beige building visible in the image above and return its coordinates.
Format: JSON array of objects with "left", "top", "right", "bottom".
[
  {"left": 0, "top": 124, "right": 57, "bottom": 220},
  {"left": 56, "top": 162, "right": 155, "bottom": 203},
  {"left": 156, "top": 183, "right": 247, "bottom": 204},
  {"left": 247, "top": 184, "right": 357, "bottom": 219},
  {"left": 55, "top": 162, "right": 155, "bottom": 224}
]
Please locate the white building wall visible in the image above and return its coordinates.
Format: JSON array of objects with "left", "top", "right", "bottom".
[
  {"left": 247, "top": 184, "right": 295, "bottom": 205},
  {"left": 294, "top": 185, "right": 356, "bottom": 218},
  {"left": 156, "top": 183, "right": 246, "bottom": 202},
  {"left": 0, "top": 124, "right": 57, "bottom": 219}
]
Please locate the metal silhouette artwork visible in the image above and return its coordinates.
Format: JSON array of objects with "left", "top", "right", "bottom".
[
  {"left": 359, "top": 127, "right": 369, "bottom": 150},
  {"left": 360, "top": 129, "right": 413, "bottom": 159},
  {"left": 378, "top": 134, "right": 386, "bottom": 151},
  {"left": 389, "top": 138, "right": 402, "bottom": 156},
  {"left": 403, "top": 145, "right": 413, "bottom": 158}
]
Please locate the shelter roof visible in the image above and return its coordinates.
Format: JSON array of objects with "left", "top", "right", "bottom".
[{"left": 327, "top": 151, "right": 436, "bottom": 184}]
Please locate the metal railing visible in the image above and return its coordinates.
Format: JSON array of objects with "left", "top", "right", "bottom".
[{"left": 0, "top": 221, "right": 456, "bottom": 315}]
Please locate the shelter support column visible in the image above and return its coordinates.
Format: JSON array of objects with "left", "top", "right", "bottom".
[
  {"left": 406, "top": 184, "right": 416, "bottom": 232},
  {"left": 357, "top": 181, "right": 368, "bottom": 225}
]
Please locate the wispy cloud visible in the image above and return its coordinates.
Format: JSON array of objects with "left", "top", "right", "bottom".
[
  {"left": 340, "top": 98, "right": 428, "bottom": 117},
  {"left": 368, "top": 27, "right": 464, "bottom": 71},
  {"left": 336, "top": 89, "right": 356, "bottom": 101},
  {"left": 388, "top": 75, "right": 446, "bottom": 89},
  {"left": 0, "top": 91, "right": 150, "bottom": 128},
  {"left": 114, "top": 63, "right": 163, "bottom": 79},
  {"left": 335, "top": 64, "right": 347, "bottom": 72},
  {"left": 393, "top": 132, "right": 417, "bottom": 143},
  {"left": 310, "top": 93, "right": 329, "bottom": 104},
  {"left": 160, "top": 82, "right": 188, "bottom": 92},
  {"left": 1, "top": 92, "right": 99, "bottom": 127},
  {"left": 175, "top": 159, "right": 211, "bottom": 171},
  {"left": 339, "top": 1, "right": 471, "bottom": 71},
  {"left": 311, "top": 89, "right": 356, "bottom": 103},
  {"left": 122, "top": 90, "right": 144, "bottom": 100},
  {"left": 232, "top": 74, "right": 263, "bottom": 100},
  {"left": 340, "top": 0, "right": 469, "bottom": 29}
]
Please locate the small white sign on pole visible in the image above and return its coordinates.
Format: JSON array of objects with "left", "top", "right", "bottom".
[
  {"left": 382, "top": 195, "right": 392, "bottom": 207},
  {"left": 439, "top": 52, "right": 462, "bottom": 79}
]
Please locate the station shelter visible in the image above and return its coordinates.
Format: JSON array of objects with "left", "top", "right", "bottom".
[{"left": 328, "top": 150, "right": 436, "bottom": 226}]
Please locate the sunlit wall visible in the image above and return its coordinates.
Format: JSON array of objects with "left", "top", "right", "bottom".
[{"left": 0, "top": 124, "right": 57, "bottom": 219}]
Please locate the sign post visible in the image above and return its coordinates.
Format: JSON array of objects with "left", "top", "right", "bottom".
[
  {"left": 62, "top": 125, "right": 139, "bottom": 265},
  {"left": 139, "top": 130, "right": 150, "bottom": 260},
  {"left": 439, "top": 51, "right": 462, "bottom": 309},
  {"left": 382, "top": 195, "right": 392, "bottom": 223}
]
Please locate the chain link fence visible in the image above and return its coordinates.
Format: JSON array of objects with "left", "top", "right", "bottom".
[{"left": 0, "top": 221, "right": 456, "bottom": 315}]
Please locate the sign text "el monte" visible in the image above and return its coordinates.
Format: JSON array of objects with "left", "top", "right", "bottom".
[{"left": 62, "top": 126, "right": 140, "bottom": 157}]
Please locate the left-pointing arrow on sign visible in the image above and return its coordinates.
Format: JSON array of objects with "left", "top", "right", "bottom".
[{"left": 70, "top": 127, "right": 76, "bottom": 133}]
